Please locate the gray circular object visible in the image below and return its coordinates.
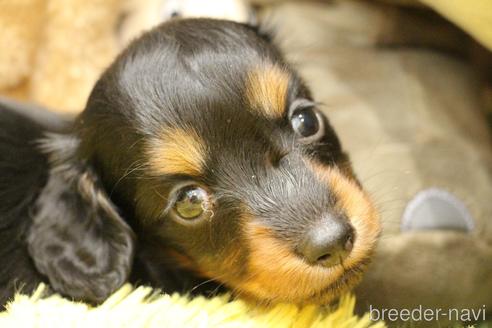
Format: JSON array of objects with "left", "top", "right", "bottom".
[{"left": 401, "top": 188, "right": 474, "bottom": 232}]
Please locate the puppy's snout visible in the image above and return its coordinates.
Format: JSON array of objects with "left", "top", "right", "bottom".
[{"left": 299, "top": 215, "right": 354, "bottom": 267}]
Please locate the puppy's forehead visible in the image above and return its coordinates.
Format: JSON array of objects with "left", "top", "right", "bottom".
[
  {"left": 113, "top": 19, "right": 295, "bottom": 121},
  {"left": 110, "top": 20, "right": 299, "bottom": 177},
  {"left": 144, "top": 62, "right": 292, "bottom": 178}
]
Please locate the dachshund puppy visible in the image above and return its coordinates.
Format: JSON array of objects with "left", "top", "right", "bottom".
[{"left": 0, "top": 19, "right": 380, "bottom": 307}]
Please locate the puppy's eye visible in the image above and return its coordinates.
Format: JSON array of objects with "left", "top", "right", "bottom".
[
  {"left": 174, "top": 186, "right": 208, "bottom": 219},
  {"left": 289, "top": 100, "right": 325, "bottom": 143},
  {"left": 291, "top": 107, "right": 319, "bottom": 138}
]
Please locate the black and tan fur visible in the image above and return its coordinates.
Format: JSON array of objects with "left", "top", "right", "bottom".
[{"left": 0, "top": 19, "right": 380, "bottom": 307}]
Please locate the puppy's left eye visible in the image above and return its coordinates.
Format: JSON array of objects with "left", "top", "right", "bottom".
[
  {"left": 289, "top": 100, "right": 324, "bottom": 142},
  {"left": 291, "top": 107, "right": 319, "bottom": 137},
  {"left": 174, "top": 186, "right": 209, "bottom": 220}
]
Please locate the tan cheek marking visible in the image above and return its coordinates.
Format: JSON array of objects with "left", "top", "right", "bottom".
[
  {"left": 245, "top": 64, "right": 290, "bottom": 119},
  {"left": 195, "top": 244, "right": 246, "bottom": 281},
  {"left": 311, "top": 164, "right": 381, "bottom": 268},
  {"left": 146, "top": 127, "right": 206, "bottom": 176}
]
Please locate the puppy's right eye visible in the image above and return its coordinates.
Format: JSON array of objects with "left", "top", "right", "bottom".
[{"left": 174, "top": 186, "right": 208, "bottom": 219}]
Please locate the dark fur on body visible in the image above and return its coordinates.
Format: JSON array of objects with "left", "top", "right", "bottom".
[
  {"left": 0, "top": 19, "right": 379, "bottom": 307},
  {"left": 0, "top": 103, "right": 50, "bottom": 305}
]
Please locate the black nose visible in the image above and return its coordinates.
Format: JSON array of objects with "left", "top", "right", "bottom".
[{"left": 299, "top": 216, "right": 354, "bottom": 266}]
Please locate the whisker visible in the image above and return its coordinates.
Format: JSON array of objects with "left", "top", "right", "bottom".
[{"left": 110, "top": 160, "right": 147, "bottom": 196}]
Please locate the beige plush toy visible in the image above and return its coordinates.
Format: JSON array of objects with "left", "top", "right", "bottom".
[
  {"left": 0, "top": 0, "right": 250, "bottom": 114},
  {"left": 0, "top": 0, "right": 44, "bottom": 98},
  {"left": 0, "top": 0, "right": 122, "bottom": 113}
]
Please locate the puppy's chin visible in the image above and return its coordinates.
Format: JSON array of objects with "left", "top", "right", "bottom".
[
  {"left": 300, "top": 261, "right": 369, "bottom": 305},
  {"left": 216, "top": 258, "right": 367, "bottom": 306},
  {"left": 232, "top": 258, "right": 370, "bottom": 306}
]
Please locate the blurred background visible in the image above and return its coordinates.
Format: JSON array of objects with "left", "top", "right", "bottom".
[{"left": 0, "top": 0, "right": 491, "bottom": 325}]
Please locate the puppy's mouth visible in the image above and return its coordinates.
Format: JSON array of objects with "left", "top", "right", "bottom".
[
  {"left": 304, "top": 258, "right": 370, "bottom": 303},
  {"left": 233, "top": 253, "right": 370, "bottom": 305}
]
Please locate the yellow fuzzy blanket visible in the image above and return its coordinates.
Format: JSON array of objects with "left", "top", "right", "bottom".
[{"left": 0, "top": 284, "right": 385, "bottom": 327}]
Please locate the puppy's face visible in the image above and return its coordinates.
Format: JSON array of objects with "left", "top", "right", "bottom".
[{"left": 78, "top": 19, "right": 380, "bottom": 304}]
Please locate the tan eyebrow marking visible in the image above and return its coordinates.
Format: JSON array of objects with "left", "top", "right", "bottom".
[
  {"left": 146, "top": 127, "right": 207, "bottom": 176},
  {"left": 245, "top": 64, "right": 290, "bottom": 119}
]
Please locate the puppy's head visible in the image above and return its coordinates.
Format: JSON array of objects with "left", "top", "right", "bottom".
[{"left": 65, "top": 19, "right": 379, "bottom": 304}]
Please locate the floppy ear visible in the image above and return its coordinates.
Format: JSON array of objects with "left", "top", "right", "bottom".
[{"left": 27, "top": 135, "right": 135, "bottom": 303}]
